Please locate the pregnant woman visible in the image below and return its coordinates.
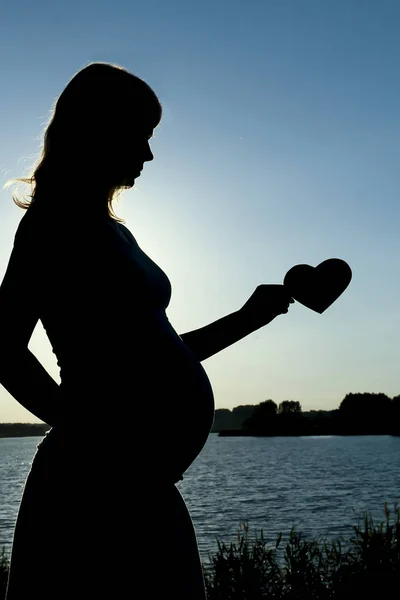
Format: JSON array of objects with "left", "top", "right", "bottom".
[{"left": 0, "top": 62, "right": 293, "bottom": 598}]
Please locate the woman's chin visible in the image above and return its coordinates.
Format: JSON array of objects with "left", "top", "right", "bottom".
[{"left": 120, "top": 175, "right": 137, "bottom": 188}]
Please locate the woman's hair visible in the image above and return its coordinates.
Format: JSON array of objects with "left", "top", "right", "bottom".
[{"left": 7, "top": 62, "right": 162, "bottom": 221}]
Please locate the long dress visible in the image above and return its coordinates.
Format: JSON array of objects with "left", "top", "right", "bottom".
[{"left": 5, "top": 207, "right": 215, "bottom": 599}]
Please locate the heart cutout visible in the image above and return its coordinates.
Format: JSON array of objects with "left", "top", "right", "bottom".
[{"left": 283, "top": 258, "right": 352, "bottom": 313}]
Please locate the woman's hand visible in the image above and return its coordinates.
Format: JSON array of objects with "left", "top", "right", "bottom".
[{"left": 239, "top": 284, "right": 294, "bottom": 329}]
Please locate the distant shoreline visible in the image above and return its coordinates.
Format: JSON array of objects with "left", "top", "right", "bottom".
[
  {"left": 0, "top": 423, "right": 49, "bottom": 438},
  {"left": 218, "top": 429, "right": 400, "bottom": 437},
  {"left": 0, "top": 423, "right": 399, "bottom": 440}
]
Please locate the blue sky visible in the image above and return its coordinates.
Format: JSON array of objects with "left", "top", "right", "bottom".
[{"left": 0, "top": 0, "right": 399, "bottom": 422}]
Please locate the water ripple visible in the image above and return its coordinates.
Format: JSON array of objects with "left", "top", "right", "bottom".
[{"left": 1, "top": 434, "right": 399, "bottom": 565}]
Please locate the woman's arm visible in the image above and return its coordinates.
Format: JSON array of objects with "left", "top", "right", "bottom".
[
  {"left": 180, "top": 284, "right": 293, "bottom": 362},
  {"left": 180, "top": 310, "right": 259, "bottom": 362},
  {"left": 0, "top": 214, "right": 62, "bottom": 426},
  {"left": 0, "top": 349, "right": 61, "bottom": 427}
]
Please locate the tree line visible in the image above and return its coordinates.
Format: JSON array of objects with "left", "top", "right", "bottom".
[
  {"left": 1, "top": 392, "right": 399, "bottom": 438},
  {"left": 213, "top": 393, "right": 400, "bottom": 436}
]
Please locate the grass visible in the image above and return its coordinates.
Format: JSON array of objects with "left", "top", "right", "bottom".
[{"left": 1, "top": 503, "right": 399, "bottom": 599}]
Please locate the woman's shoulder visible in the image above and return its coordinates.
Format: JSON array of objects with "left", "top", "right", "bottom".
[
  {"left": 17, "top": 206, "right": 111, "bottom": 244},
  {"left": 15, "top": 209, "right": 133, "bottom": 275}
]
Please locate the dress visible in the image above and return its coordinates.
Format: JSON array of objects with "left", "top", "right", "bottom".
[{"left": 5, "top": 206, "right": 215, "bottom": 599}]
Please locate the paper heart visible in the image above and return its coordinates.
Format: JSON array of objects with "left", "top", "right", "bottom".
[{"left": 283, "top": 258, "right": 352, "bottom": 313}]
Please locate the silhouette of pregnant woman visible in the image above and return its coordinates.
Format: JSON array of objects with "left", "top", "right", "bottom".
[{"left": 0, "top": 63, "right": 292, "bottom": 598}]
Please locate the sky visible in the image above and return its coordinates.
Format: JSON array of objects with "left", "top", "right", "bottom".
[{"left": 0, "top": 0, "right": 399, "bottom": 422}]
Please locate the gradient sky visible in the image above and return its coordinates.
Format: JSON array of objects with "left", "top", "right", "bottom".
[{"left": 0, "top": 0, "right": 399, "bottom": 422}]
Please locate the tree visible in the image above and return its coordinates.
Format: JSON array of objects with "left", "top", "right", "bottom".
[
  {"left": 392, "top": 395, "right": 400, "bottom": 407},
  {"left": 391, "top": 395, "right": 400, "bottom": 435},
  {"left": 278, "top": 401, "right": 302, "bottom": 414},
  {"left": 257, "top": 400, "right": 278, "bottom": 417},
  {"left": 231, "top": 405, "right": 256, "bottom": 428},
  {"left": 212, "top": 409, "right": 235, "bottom": 431},
  {"left": 242, "top": 400, "right": 277, "bottom": 433},
  {"left": 338, "top": 392, "right": 391, "bottom": 434}
]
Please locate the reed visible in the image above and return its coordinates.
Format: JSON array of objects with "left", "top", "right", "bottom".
[
  {"left": 0, "top": 548, "right": 9, "bottom": 600},
  {"left": 203, "top": 502, "right": 400, "bottom": 599}
]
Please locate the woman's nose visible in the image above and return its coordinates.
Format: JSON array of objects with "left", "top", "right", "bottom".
[{"left": 144, "top": 142, "right": 154, "bottom": 162}]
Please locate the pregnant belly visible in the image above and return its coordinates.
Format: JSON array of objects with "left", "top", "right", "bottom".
[
  {"left": 125, "top": 331, "right": 215, "bottom": 475},
  {"left": 60, "top": 325, "right": 215, "bottom": 478}
]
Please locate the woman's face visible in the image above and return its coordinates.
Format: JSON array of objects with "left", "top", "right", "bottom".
[{"left": 118, "top": 125, "right": 154, "bottom": 188}]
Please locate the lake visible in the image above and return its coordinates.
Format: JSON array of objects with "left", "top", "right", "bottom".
[{"left": 1, "top": 433, "right": 399, "bottom": 564}]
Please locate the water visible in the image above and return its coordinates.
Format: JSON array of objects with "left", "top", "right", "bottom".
[
  {"left": 0, "top": 437, "right": 36, "bottom": 557},
  {"left": 1, "top": 434, "right": 399, "bottom": 563}
]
